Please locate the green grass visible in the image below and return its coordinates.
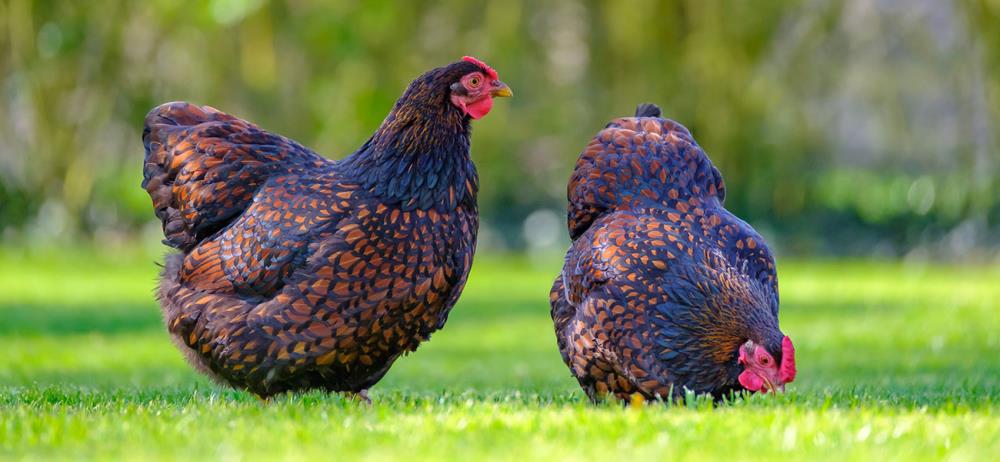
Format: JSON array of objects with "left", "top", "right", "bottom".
[{"left": 1, "top": 248, "right": 998, "bottom": 460}]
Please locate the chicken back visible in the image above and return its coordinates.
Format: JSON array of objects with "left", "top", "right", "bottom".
[{"left": 550, "top": 104, "right": 795, "bottom": 402}]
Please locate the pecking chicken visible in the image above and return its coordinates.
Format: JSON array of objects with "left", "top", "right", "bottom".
[
  {"left": 550, "top": 103, "right": 796, "bottom": 402},
  {"left": 141, "top": 57, "right": 511, "bottom": 399}
]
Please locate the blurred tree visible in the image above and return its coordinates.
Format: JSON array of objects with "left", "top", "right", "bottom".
[{"left": 0, "top": 0, "right": 997, "bottom": 258}]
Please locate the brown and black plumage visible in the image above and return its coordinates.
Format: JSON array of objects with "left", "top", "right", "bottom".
[
  {"left": 141, "top": 57, "right": 511, "bottom": 398},
  {"left": 550, "top": 104, "right": 796, "bottom": 403}
]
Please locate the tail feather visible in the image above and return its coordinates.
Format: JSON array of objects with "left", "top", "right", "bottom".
[
  {"left": 141, "top": 102, "right": 325, "bottom": 251},
  {"left": 634, "top": 103, "right": 662, "bottom": 118}
]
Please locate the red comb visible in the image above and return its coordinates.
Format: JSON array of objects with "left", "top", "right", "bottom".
[
  {"left": 779, "top": 336, "right": 796, "bottom": 383},
  {"left": 462, "top": 56, "right": 498, "bottom": 80}
]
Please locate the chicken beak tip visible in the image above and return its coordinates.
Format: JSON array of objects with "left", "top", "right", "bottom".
[{"left": 491, "top": 82, "right": 513, "bottom": 98}]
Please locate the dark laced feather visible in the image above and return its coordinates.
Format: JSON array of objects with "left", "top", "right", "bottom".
[
  {"left": 634, "top": 103, "right": 662, "bottom": 118},
  {"left": 566, "top": 110, "right": 726, "bottom": 240},
  {"left": 342, "top": 61, "right": 483, "bottom": 211},
  {"left": 550, "top": 104, "right": 784, "bottom": 401},
  {"left": 142, "top": 58, "right": 493, "bottom": 397}
]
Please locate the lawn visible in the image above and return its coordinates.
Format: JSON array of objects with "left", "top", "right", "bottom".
[{"left": 1, "top": 248, "right": 998, "bottom": 460}]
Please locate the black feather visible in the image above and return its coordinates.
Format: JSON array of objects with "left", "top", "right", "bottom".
[{"left": 635, "top": 103, "right": 662, "bottom": 118}]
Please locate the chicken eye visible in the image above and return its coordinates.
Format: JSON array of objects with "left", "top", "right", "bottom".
[
  {"left": 760, "top": 356, "right": 770, "bottom": 365},
  {"left": 469, "top": 77, "right": 481, "bottom": 87}
]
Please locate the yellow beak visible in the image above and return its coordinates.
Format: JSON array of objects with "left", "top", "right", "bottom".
[{"left": 490, "top": 81, "right": 513, "bottom": 98}]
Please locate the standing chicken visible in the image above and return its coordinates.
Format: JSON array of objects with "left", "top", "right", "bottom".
[
  {"left": 550, "top": 104, "right": 795, "bottom": 402},
  {"left": 142, "top": 57, "right": 511, "bottom": 399}
]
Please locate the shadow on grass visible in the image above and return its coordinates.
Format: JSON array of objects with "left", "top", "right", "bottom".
[{"left": 0, "top": 302, "right": 162, "bottom": 335}]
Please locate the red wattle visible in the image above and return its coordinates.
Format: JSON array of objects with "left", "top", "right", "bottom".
[
  {"left": 779, "top": 336, "right": 797, "bottom": 383},
  {"left": 739, "top": 370, "right": 764, "bottom": 391},
  {"left": 465, "top": 96, "right": 493, "bottom": 119}
]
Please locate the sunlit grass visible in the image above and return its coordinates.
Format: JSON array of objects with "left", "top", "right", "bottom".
[{"left": 1, "top": 248, "right": 998, "bottom": 460}]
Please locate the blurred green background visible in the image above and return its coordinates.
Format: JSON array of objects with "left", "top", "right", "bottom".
[{"left": 2, "top": 0, "right": 999, "bottom": 258}]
